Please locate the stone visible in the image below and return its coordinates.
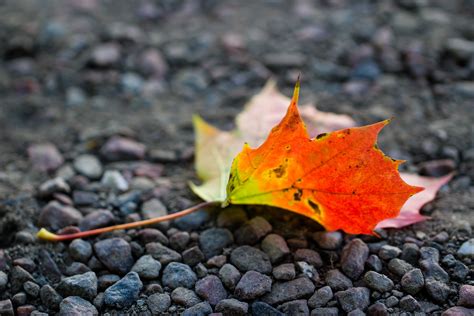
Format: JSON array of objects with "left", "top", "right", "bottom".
[
  {"left": 195, "top": 275, "right": 227, "bottom": 306},
  {"left": 146, "top": 242, "right": 182, "bottom": 265},
  {"left": 261, "top": 234, "right": 290, "bottom": 263},
  {"left": 207, "top": 255, "right": 227, "bottom": 268},
  {"left": 182, "top": 246, "right": 205, "bottom": 266},
  {"left": 335, "top": 287, "right": 371, "bottom": 313},
  {"left": 308, "top": 285, "right": 333, "bottom": 308},
  {"left": 28, "top": 143, "right": 64, "bottom": 172},
  {"left": 72, "top": 190, "right": 99, "bottom": 206},
  {"left": 73, "top": 154, "right": 103, "bottom": 179},
  {"left": 101, "top": 170, "right": 129, "bottom": 191},
  {"left": 401, "top": 243, "right": 419, "bottom": 265},
  {"left": 366, "top": 255, "right": 382, "bottom": 272},
  {"left": 385, "top": 296, "right": 399, "bottom": 307},
  {"left": 273, "top": 263, "right": 296, "bottom": 281},
  {"left": 296, "top": 261, "right": 319, "bottom": 282},
  {"left": 100, "top": 136, "right": 146, "bottom": 161},
  {"left": 174, "top": 209, "right": 210, "bottom": 231},
  {"left": 23, "top": 281, "right": 40, "bottom": 297},
  {"left": 98, "top": 274, "right": 120, "bottom": 290},
  {"left": 420, "top": 247, "right": 440, "bottom": 262},
  {"left": 235, "top": 216, "right": 272, "bottom": 245},
  {"left": 169, "top": 231, "right": 190, "bottom": 251},
  {"left": 458, "top": 285, "right": 474, "bottom": 307},
  {"left": 457, "top": 239, "right": 474, "bottom": 257},
  {"left": 364, "top": 271, "right": 394, "bottom": 292},
  {"left": 104, "top": 272, "right": 143, "bottom": 308},
  {"left": 10, "top": 266, "right": 34, "bottom": 293},
  {"left": 40, "top": 285, "right": 62, "bottom": 310},
  {"left": 379, "top": 245, "right": 402, "bottom": 260},
  {"left": 171, "top": 287, "right": 201, "bottom": 307},
  {"left": 139, "top": 228, "right": 169, "bottom": 245},
  {"left": 38, "top": 201, "right": 83, "bottom": 231},
  {"left": 182, "top": 302, "right": 212, "bottom": 316},
  {"left": 59, "top": 296, "right": 98, "bottom": 316},
  {"left": 65, "top": 262, "right": 91, "bottom": 276},
  {"left": 132, "top": 255, "right": 161, "bottom": 279},
  {"left": 94, "top": 238, "right": 134, "bottom": 275},
  {"left": 199, "top": 228, "right": 233, "bottom": 259},
  {"left": 79, "top": 210, "right": 115, "bottom": 231},
  {"left": 312, "top": 307, "right": 339, "bottom": 316},
  {"left": 235, "top": 271, "right": 272, "bottom": 300},
  {"left": 215, "top": 298, "right": 248, "bottom": 316},
  {"left": 425, "top": 278, "right": 450, "bottom": 302},
  {"left": 340, "top": 239, "right": 369, "bottom": 279},
  {"left": 367, "top": 302, "right": 388, "bottom": 315},
  {"left": 294, "top": 249, "right": 323, "bottom": 268},
  {"left": 442, "top": 306, "right": 474, "bottom": 316},
  {"left": 420, "top": 259, "right": 449, "bottom": 282},
  {"left": 162, "top": 262, "right": 197, "bottom": 289},
  {"left": 252, "top": 301, "right": 285, "bottom": 316},
  {"left": 141, "top": 198, "right": 168, "bottom": 230},
  {"left": 388, "top": 258, "right": 414, "bottom": 277},
  {"left": 0, "top": 271, "right": 8, "bottom": 291},
  {"left": 230, "top": 246, "right": 272, "bottom": 274},
  {"left": 219, "top": 264, "right": 241, "bottom": 290},
  {"left": 401, "top": 268, "right": 424, "bottom": 295},
  {"left": 69, "top": 239, "right": 93, "bottom": 263},
  {"left": 147, "top": 293, "right": 171, "bottom": 314},
  {"left": 325, "top": 269, "right": 353, "bottom": 291},
  {"left": 38, "top": 177, "right": 70, "bottom": 197},
  {"left": 278, "top": 299, "right": 309, "bottom": 316},
  {"left": 452, "top": 261, "right": 469, "bottom": 280},
  {"left": 446, "top": 38, "right": 474, "bottom": 60},
  {"left": 216, "top": 207, "right": 248, "bottom": 229},
  {"left": 399, "top": 295, "right": 421, "bottom": 312},
  {"left": 312, "top": 231, "right": 343, "bottom": 250},
  {"left": 57, "top": 272, "right": 98, "bottom": 300},
  {"left": 90, "top": 43, "right": 120, "bottom": 66},
  {"left": 263, "top": 277, "right": 315, "bottom": 305}
]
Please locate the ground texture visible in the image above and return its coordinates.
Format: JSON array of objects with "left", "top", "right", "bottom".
[{"left": 0, "top": 0, "right": 473, "bottom": 315}]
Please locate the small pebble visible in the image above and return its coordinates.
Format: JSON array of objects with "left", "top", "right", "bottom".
[
  {"left": 230, "top": 246, "right": 272, "bottom": 274},
  {"left": 364, "top": 271, "right": 394, "bottom": 292},
  {"left": 458, "top": 285, "right": 474, "bottom": 307},
  {"left": 59, "top": 296, "right": 98, "bottom": 316},
  {"left": 215, "top": 298, "right": 248, "bottom": 315},
  {"left": 325, "top": 269, "right": 353, "bottom": 291},
  {"left": 335, "top": 287, "right": 371, "bottom": 313},
  {"left": 131, "top": 255, "right": 161, "bottom": 279},
  {"left": 261, "top": 234, "right": 290, "bottom": 263},
  {"left": 235, "top": 271, "right": 272, "bottom": 300},
  {"left": 308, "top": 285, "right": 333, "bottom": 308},
  {"left": 312, "top": 231, "right": 343, "bottom": 250},
  {"left": 273, "top": 263, "right": 296, "bottom": 281},
  {"left": 162, "top": 262, "right": 197, "bottom": 289},
  {"left": 182, "top": 302, "right": 212, "bottom": 316},
  {"left": 340, "top": 239, "right": 369, "bottom": 280},
  {"left": 401, "top": 268, "right": 424, "bottom": 295},
  {"left": 195, "top": 275, "right": 227, "bottom": 306},
  {"left": 219, "top": 264, "right": 241, "bottom": 290},
  {"left": 94, "top": 238, "right": 134, "bottom": 275},
  {"left": 171, "top": 287, "right": 201, "bottom": 307},
  {"left": 147, "top": 293, "right": 171, "bottom": 314},
  {"left": 399, "top": 295, "right": 421, "bottom": 312},
  {"left": 104, "top": 272, "right": 143, "bottom": 308},
  {"left": 69, "top": 239, "right": 93, "bottom": 263}
]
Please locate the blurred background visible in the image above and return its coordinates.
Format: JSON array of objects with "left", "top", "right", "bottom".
[{"left": 0, "top": 0, "right": 473, "bottom": 209}]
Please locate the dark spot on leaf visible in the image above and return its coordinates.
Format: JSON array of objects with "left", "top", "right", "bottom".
[
  {"left": 308, "top": 200, "right": 321, "bottom": 216},
  {"left": 272, "top": 164, "right": 286, "bottom": 178},
  {"left": 293, "top": 189, "right": 303, "bottom": 201},
  {"left": 316, "top": 133, "right": 327, "bottom": 140}
]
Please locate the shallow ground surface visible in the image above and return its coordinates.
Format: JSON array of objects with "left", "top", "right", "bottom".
[{"left": 0, "top": 0, "right": 473, "bottom": 315}]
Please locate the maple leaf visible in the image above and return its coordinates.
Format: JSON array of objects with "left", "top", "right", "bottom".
[{"left": 225, "top": 81, "right": 422, "bottom": 234}]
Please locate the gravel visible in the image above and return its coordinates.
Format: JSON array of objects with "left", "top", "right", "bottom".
[
  {"left": 131, "top": 255, "right": 161, "bottom": 280},
  {"left": 325, "top": 269, "right": 353, "bottom": 291},
  {"left": 171, "top": 287, "right": 201, "bottom": 307},
  {"left": 194, "top": 275, "right": 227, "bottom": 306},
  {"left": 262, "top": 277, "right": 315, "bottom": 305},
  {"left": 103, "top": 272, "right": 143, "bottom": 308},
  {"left": 215, "top": 298, "right": 248, "bottom": 315},
  {"left": 273, "top": 263, "right": 296, "bottom": 281},
  {"left": 182, "top": 301, "right": 212, "bottom": 316},
  {"left": 73, "top": 154, "right": 103, "bottom": 179},
  {"left": 146, "top": 242, "right": 182, "bottom": 265},
  {"left": 69, "top": 239, "right": 93, "bottom": 263},
  {"left": 219, "top": 264, "right": 241, "bottom": 291},
  {"left": 234, "top": 271, "right": 272, "bottom": 300},
  {"left": 261, "top": 234, "right": 290, "bottom": 263},
  {"left": 147, "top": 293, "right": 171, "bottom": 314},
  {"left": 335, "top": 287, "right": 371, "bottom": 313},
  {"left": 457, "top": 239, "right": 474, "bottom": 257},
  {"left": 199, "top": 228, "right": 234, "bottom": 259},
  {"left": 59, "top": 296, "right": 98, "bottom": 316},
  {"left": 94, "top": 238, "right": 135, "bottom": 275},
  {"left": 363, "top": 271, "right": 394, "bottom": 292},
  {"left": 230, "top": 245, "right": 272, "bottom": 274},
  {"left": 312, "top": 231, "right": 343, "bottom": 250},
  {"left": 340, "top": 239, "right": 369, "bottom": 280},
  {"left": 235, "top": 216, "right": 272, "bottom": 245},
  {"left": 162, "top": 262, "right": 197, "bottom": 289},
  {"left": 457, "top": 285, "right": 474, "bottom": 307},
  {"left": 57, "top": 272, "right": 98, "bottom": 300},
  {"left": 308, "top": 285, "right": 333, "bottom": 308},
  {"left": 401, "top": 268, "right": 425, "bottom": 295}
]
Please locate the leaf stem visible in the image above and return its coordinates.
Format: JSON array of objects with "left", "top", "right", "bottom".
[{"left": 37, "top": 200, "right": 220, "bottom": 242}]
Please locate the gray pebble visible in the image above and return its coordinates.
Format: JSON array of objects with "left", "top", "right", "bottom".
[
  {"left": 252, "top": 301, "right": 285, "bottom": 316},
  {"left": 367, "top": 302, "right": 388, "bottom": 315},
  {"left": 0, "top": 272, "right": 8, "bottom": 291},
  {"left": 38, "top": 201, "right": 83, "bottom": 231},
  {"left": 335, "top": 287, "right": 370, "bottom": 312},
  {"left": 171, "top": 287, "right": 201, "bottom": 307},
  {"left": 366, "top": 254, "right": 382, "bottom": 272},
  {"left": 294, "top": 249, "right": 323, "bottom": 268},
  {"left": 146, "top": 242, "right": 182, "bottom": 265},
  {"left": 219, "top": 264, "right": 241, "bottom": 290},
  {"left": 182, "top": 301, "right": 212, "bottom": 316},
  {"left": 195, "top": 275, "right": 227, "bottom": 306},
  {"left": 273, "top": 263, "right": 296, "bottom": 281},
  {"left": 69, "top": 239, "right": 93, "bottom": 263},
  {"left": 388, "top": 258, "right": 414, "bottom": 277},
  {"left": 169, "top": 231, "right": 190, "bottom": 251},
  {"left": 57, "top": 272, "right": 97, "bottom": 300},
  {"left": 235, "top": 270, "right": 272, "bottom": 300},
  {"left": 401, "top": 243, "right": 419, "bottom": 265},
  {"left": 73, "top": 154, "right": 103, "bottom": 179},
  {"left": 312, "top": 231, "right": 343, "bottom": 250},
  {"left": 308, "top": 285, "right": 333, "bottom": 308},
  {"left": 263, "top": 277, "right": 315, "bottom": 305},
  {"left": 296, "top": 261, "right": 319, "bottom": 282},
  {"left": 79, "top": 210, "right": 115, "bottom": 231},
  {"left": 401, "top": 268, "right": 424, "bottom": 295},
  {"left": 399, "top": 295, "right": 421, "bottom": 312},
  {"left": 341, "top": 239, "right": 369, "bottom": 280},
  {"left": 278, "top": 299, "right": 309, "bottom": 316},
  {"left": 147, "top": 293, "right": 171, "bottom": 314},
  {"left": 199, "top": 228, "right": 233, "bottom": 259},
  {"left": 364, "top": 271, "right": 394, "bottom": 292},
  {"left": 325, "top": 269, "right": 353, "bottom": 291},
  {"left": 311, "top": 307, "right": 339, "bottom": 316},
  {"left": 420, "top": 247, "right": 440, "bottom": 262},
  {"left": 104, "top": 272, "right": 143, "bottom": 308},
  {"left": 230, "top": 245, "right": 272, "bottom": 274},
  {"left": 425, "top": 278, "right": 450, "bottom": 302},
  {"left": 215, "top": 298, "right": 249, "bottom": 316},
  {"left": 457, "top": 239, "right": 474, "bottom": 257},
  {"left": 385, "top": 295, "right": 399, "bottom": 307},
  {"left": 261, "top": 234, "right": 290, "bottom": 263},
  {"left": 132, "top": 255, "right": 161, "bottom": 279},
  {"left": 98, "top": 274, "right": 120, "bottom": 291},
  {"left": 94, "top": 238, "right": 134, "bottom": 275},
  {"left": 457, "top": 285, "right": 474, "bottom": 307},
  {"left": 182, "top": 246, "right": 205, "bottom": 267},
  {"left": 59, "top": 296, "right": 98, "bottom": 316},
  {"left": 23, "top": 281, "right": 40, "bottom": 297},
  {"left": 420, "top": 259, "right": 449, "bottom": 282},
  {"left": 162, "top": 262, "right": 197, "bottom": 289},
  {"left": 216, "top": 207, "right": 248, "bottom": 229},
  {"left": 40, "top": 285, "right": 62, "bottom": 310},
  {"left": 379, "top": 245, "right": 402, "bottom": 260},
  {"left": 235, "top": 216, "right": 272, "bottom": 245}
]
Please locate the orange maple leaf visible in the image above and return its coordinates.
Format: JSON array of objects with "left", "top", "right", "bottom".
[{"left": 226, "top": 81, "right": 423, "bottom": 234}]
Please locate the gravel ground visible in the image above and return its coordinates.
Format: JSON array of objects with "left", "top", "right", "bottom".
[{"left": 0, "top": 0, "right": 473, "bottom": 315}]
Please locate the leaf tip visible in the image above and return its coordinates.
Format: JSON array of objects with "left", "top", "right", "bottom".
[
  {"left": 292, "top": 77, "right": 300, "bottom": 105},
  {"left": 37, "top": 228, "right": 59, "bottom": 242}
]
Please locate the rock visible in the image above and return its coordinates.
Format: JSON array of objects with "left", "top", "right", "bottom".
[
  {"left": 263, "top": 277, "right": 315, "bottom": 305},
  {"left": 90, "top": 43, "right": 120, "bottom": 66},
  {"left": 79, "top": 210, "right": 115, "bottom": 231},
  {"left": 458, "top": 285, "right": 474, "bottom": 307},
  {"left": 65, "top": 262, "right": 91, "bottom": 276},
  {"left": 139, "top": 228, "right": 169, "bottom": 245},
  {"left": 121, "top": 72, "right": 144, "bottom": 95},
  {"left": 367, "top": 302, "right": 388, "bottom": 315},
  {"left": 335, "top": 287, "right": 371, "bottom": 313},
  {"left": 11, "top": 292, "right": 26, "bottom": 306},
  {"left": 366, "top": 255, "right": 383, "bottom": 272},
  {"left": 252, "top": 301, "right": 285, "bottom": 316},
  {"left": 401, "top": 268, "right": 424, "bottom": 295},
  {"left": 23, "top": 281, "right": 40, "bottom": 297},
  {"left": 28, "top": 143, "right": 64, "bottom": 172},
  {"left": 457, "top": 239, "right": 474, "bottom": 257},
  {"left": 195, "top": 275, "right": 227, "bottom": 306},
  {"left": 94, "top": 238, "right": 134, "bottom": 275},
  {"left": 420, "top": 247, "right": 440, "bottom": 262},
  {"left": 199, "top": 228, "right": 234, "bottom": 259},
  {"left": 175, "top": 209, "right": 210, "bottom": 231},
  {"left": 38, "top": 201, "right": 83, "bottom": 231},
  {"left": 73, "top": 191, "right": 99, "bottom": 206},
  {"left": 351, "top": 60, "right": 381, "bottom": 81},
  {"left": 100, "top": 137, "right": 146, "bottom": 161},
  {"left": 235, "top": 271, "right": 272, "bottom": 300},
  {"left": 340, "top": 239, "right": 369, "bottom": 279},
  {"left": 425, "top": 278, "right": 450, "bottom": 302},
  {"left": 10, "top": 266, "right": 34, "bottom": 293},
  {"left": 182, "top": 246, "right": 205, "bottom": 267},
  {"left": 401, "top": 243, "right": 419, "bottom": 265},
  {"left": 273, "top": 263, "right": 296, "bottom": 281},
  {"left": 73, "top": 154, "right": 103, "bottom": 179},
  {"left": 420, "top": 259, "right": 449, "bottom": 282},
  {"left": 312, "top": 231, "right": 343, "bottom": 250},
  {"left": 98, "top": 274, "right": 120, "bottom": 290},
  {"left": 388, "top": 258, "right": 414, "bottom": 277},
  {"left": 0, "top": 271, "right": 8, "bottom": 291},
  {"left": 261, "top": 234, "right": 290, "bottom": 263},
  {"left": 219, "top": 264, "right": 241, "bottom": 290},
  {"left": 385, "top": 296, "right": 399, "bottom": 307},
  {"left": 364, "top": 271, "right": 394, "bottom": 292},
  {"left": 38, "top": 177, "right": 70, "bottom": 197},
  {"left": 162, "top": 262, "right": 197, "bottom": 289},
  {"left": 182, "top": 301, "right": 213, "bottom": 316},
  {"left": 294, "top": 249, "right": 323, "bottom": 268},
  {"left": 446, "top": 38, "right": 474, "bottom": 60},
  {"left": 169, "top": 231, "right": 190, "bottom": 251},
  {"left": 308, "top": 285, "right": 333, "bottom": 308},
  {"left": 278, "top": 299, "right": 309, "bottom": 316},
  {"left": 215, "top": 298, "right": 248, "bottom": 316},
  {"left": 312, "top": 307, "right": 339, "bottom": 316},
  {"left": 104, "top": 272, "right": 143, "bottom": 308},
  {"left": 132, "top": 255, "right": 161, "bottom": 279},
  {"left": 399, "top": 295, "right": 421, "bottom": 312},
  {"left": 235, "top": 216, "right": 272, "bottom": 245},
  {"left": 378, "top": 245, "right": 402, "bottom": 260},
  {"left": 57, "top": 272, "right": 98, "bottom": 300},
  {"left": 171, "top": 287, "right": 201, "bottom": 307},
  {"left": 325, "top": 269, "right": 353, "bottom": 291},
  {"left": 296, "top": 261, "right": 319, "bottom": 282},
  {"left": 442, "top": 306, "right": 474, "bottom": 316},
  {"left": 263, "top": 52, "right": 305, "bottom": 67},
  {"left": 206, "top": 255, "right": 227, "bottom": 268},
  {"left": 59, "top": 296, "right": 98, "bottom": 316},
  {"left": 217, "top": 207, "right": 248, "bottom": 229},
  {"left": 40, "top": 286, "right": 63, "bottom": 311},
  {"left": 101, "top": 170, "right": 129, "bottom": 191},
  {"left": 231, "top": 245, "right": 272, "bottom": 274},
  {"left": 146, "top": 242, "right": 182, "bottom": 265},
  {"left": 147, "top": 293, "right": 171, "bottom": 314},
  {"left": 38, "top": 249, "right": 62, "bottom": 283},
  {"left": 69, "top": 239, "right": 93, "bottom": 263}
]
